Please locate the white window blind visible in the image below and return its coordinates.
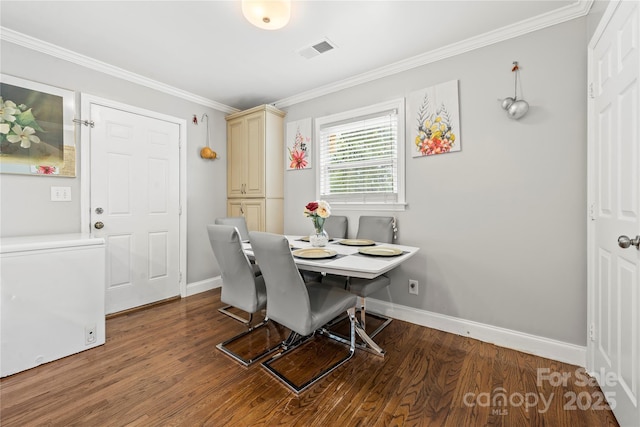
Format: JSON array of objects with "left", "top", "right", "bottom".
[{"left": 318, "top": 108, "right": 399, "bottom": 204}]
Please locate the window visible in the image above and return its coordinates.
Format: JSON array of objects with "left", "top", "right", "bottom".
[{"left": 315, "top": 99, "right": 405, "bottom": 210}]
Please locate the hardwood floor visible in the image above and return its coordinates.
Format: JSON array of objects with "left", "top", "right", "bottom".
[{"left": 0, "top": 289, "right": 619, "bottom": 426}]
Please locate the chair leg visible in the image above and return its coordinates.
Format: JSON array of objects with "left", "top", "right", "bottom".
[
  {"left": 261, "top": 309, "right": 356, "bottom": 394},
  {"left": 216, "top": 317, "right": 283, "bottom": 366},
  {"left": 218, "top": 305, "right": 254, "bottom": 326}
]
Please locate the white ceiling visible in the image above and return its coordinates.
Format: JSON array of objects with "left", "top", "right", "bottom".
[{"left": 0, "top": 1, "right": 591, "bottom": 112}]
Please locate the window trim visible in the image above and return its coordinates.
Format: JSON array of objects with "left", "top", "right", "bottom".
[{"left": 314, "top": 98, "right": 406, "bottom": 211}]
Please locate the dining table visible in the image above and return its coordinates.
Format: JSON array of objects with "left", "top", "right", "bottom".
[{"left": 242, "top": 235, "right": 420, "bottom": 357}]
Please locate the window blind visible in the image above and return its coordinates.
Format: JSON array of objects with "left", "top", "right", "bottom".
[{"left": 318, "top": 109, "right": 398, "bottom": 203}]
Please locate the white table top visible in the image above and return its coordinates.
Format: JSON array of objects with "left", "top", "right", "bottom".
[{"left": 243, "top": 235, "right": 419, "bottom": 279}]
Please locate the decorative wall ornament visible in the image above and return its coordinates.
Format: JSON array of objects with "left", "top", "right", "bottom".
[
  {"left": 500, "top": 61, "right": 529, "bottom": 120},
  {"left": 198, "top": 113, "right": 217, "bottom": 160},
  {"left": 0, "top": 74, "right": 76, "bottom": 176},
  {"left": 286, "top": 118, "right": 312, "bottom": 170},
  {"left": 408, "top": 79, "right": 461, "bottom": 157}
]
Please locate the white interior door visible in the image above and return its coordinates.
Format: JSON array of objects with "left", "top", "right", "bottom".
[
  {"left": 89, "top": 104, "right": 181, "bottom": 314},
  {"left": 588, "top": 1, "right": 640, "bottom": 426}
]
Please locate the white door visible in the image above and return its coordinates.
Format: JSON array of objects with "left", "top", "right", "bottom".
[
  {"left": 89, "top": 104, "right": 181, "bottom": 314},
  {"left": 588, "top": 1, "right": 640, "bottom": 426}
]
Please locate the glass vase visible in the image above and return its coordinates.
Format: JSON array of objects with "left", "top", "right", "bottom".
[
  {"left": 310, "top": 228, "right": 329, "bottom": 247},
  {"left": 309, "top": 217, "right": 328, "bottom": 247}
]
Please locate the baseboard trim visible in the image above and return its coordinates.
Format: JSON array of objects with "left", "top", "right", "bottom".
[
  {"left": 186, "top": 276, "right": 221, "bottom": 297},
  {"left": 367, "top": 298, "right": 587, "bottom": 368},
  {"left": 184, "top": 278, "right": 586, "bottom": 367}
]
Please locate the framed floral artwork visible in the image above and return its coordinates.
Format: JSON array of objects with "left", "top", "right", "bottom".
[
  {"left": 407, "top": 79, "right": 461, "bottom": 158},
  {"left": 0, "top": 74, "right": 76, "bottom": 177},
  {"left": 286, "top": 118, "right": 312, "bottom": 170}
]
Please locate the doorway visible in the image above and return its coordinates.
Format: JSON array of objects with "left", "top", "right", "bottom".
[
  {"left": 587, "top": 1, "right": 640, "bottom": 425},
  {"left": 80, "top": 95, "right": 187, "bottom": 314}
]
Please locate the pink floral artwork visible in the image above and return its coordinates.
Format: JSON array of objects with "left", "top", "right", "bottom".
[{"left": 286, "top": 118, "right": 312, "bottom": 170}]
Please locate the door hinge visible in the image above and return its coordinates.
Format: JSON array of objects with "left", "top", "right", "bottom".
[
  {"left": 73, "top": 119, "right": 95, "bottom": 128},
  {"left": 179, "top": 272, "right": 183, "bottom": 283},
  {"left": 589, "top": 323, "right": 596, "bottom": 341},
  {"left": 179, "top": 205, "right": 182, "bottom": 215},
  {"left": 589, "top": 82, "right": 595, "bottom": 99},
  {"left": 589, "top": 203, "right": 596, "bottom": 221}
]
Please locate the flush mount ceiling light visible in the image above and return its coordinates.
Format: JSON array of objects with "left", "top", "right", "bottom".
[{"left": 242, "top": 0, "right": 291, "bottom": 30}]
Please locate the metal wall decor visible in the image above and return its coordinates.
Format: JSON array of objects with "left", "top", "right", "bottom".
[{"left": 501, "top": 61, "right": 529, "bottom": 120}]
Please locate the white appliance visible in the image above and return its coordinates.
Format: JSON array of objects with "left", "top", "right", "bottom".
[{"left": 1, "top": 233, "right": 106, "bottom": 377}]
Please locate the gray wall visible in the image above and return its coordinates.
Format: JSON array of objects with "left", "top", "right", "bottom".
[
  {"left": 281, "top": 17, "right": 589, "bottom": 346},
  {"left": 0, "top": 41, "right": 227, "bottom": 283}
]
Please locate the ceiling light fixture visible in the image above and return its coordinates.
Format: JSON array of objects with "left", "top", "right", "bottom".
[{"left": 242, "top": 0, "right": 291, "bottom": 30}]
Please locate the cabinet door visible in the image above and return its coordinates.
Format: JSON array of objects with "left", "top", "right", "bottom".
[
  {"left": 227, "top": 118, "right": 245, "bottom": 198},
  {"left": 244, "top": 112, "right": 265, "bottom": 197},
  {"left": 242, "top": 199, "right": 265, "bottom": 232},
  {"left": 227, "top": 200, "right": 243, "bottom": 218},
  {"left": 227, "top": 199, "right": 265, "bottom": 232}
]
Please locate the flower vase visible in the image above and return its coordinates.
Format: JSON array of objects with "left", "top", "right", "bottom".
[
  {"left": 310, "top": 228, "right": 329, "bottom": 247},
  {"left": 310, "top": 217, "right": 329, "bottom": 247}
]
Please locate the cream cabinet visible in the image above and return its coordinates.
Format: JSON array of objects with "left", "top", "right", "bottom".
[
  {"left": 227, "top": 199, "right": 264, "bottom": 232},
  {"left": 226, "top": 105, "right": 285, "bottom": 234}
]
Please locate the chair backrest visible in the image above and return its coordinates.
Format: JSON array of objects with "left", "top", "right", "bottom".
[
  {"left": 215, "top": 217, "right": 250, "bottom": 241},
  {"left": 356, "top": 216, "right": 396, "bottom": 243},
  {"left": 324, "top": 215, "right": 348, "bottom": 239},
  {"left": 249, "top": 231, "right": 313, "bottom": 334},
  {"left": 207, "top": 224, "right": 264, "bottom": 313}
]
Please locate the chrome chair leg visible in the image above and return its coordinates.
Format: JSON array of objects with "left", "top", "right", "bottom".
[
  {"left": 261, "top": 309, "right": 356, "bottom": 394},
  {"left": 218, "top": 306, "right": 254, "bottom": 326},
  {"left": 216, "top": 317, "right": 282, "bottom": 366}
]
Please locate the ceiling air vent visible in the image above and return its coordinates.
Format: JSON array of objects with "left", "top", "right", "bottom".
[{"left": 297, "top": 38, "right": 336, "bottom": 59}]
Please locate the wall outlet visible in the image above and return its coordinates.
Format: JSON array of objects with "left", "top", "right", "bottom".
[
  {"left": 85, "top": 325, "right": 97, "bottom": 345},
  {"left": 409, "top": 279, "right": 419, "bottom": 295}
]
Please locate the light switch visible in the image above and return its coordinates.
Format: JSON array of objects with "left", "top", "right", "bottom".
[{"left": 51, "top": 186, "right": 71, "bottom": 201}]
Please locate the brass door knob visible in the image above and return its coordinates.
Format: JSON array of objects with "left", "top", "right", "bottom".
[{"left": 94, "top": 221, "right": 104, "bottom": 230}]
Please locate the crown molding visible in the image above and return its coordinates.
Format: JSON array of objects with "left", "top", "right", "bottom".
[
  {"left": 274, "top": 0, "right": 594, "bottom": 109},
  {"left": 0, "top": 26, "right": 239, "bottom": 114}
]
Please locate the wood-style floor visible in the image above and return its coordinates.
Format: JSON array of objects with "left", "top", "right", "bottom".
[{"left": 0, "top": 289, "right": 619, "bottom": 426}]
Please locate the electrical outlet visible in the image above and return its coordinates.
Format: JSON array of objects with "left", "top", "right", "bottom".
[
  {"left": 409, "top": 279, "right": 419, "bottom": 295},
  {"left": 85, "top": 325, "right": 97, "bottom": 345}
]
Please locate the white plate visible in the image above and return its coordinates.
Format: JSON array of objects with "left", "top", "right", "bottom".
[
  {"left": 358, "top": 247, "right": 403, "bottom": 257},
  {"left": 338, "top": 239, "right": 376, "bottom": 246},
  {"left": 292, "top": 248, "right": 338, "bottom": 259}
]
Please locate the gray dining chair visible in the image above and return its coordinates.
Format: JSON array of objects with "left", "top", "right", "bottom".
[
  {"left": 207, "top": 224, "right": 279, "bottom": 366},
  {"left": 347, "top": 216, "right": 397, "bottom": 338},
  {"left": 249, "top": 231, "right": 357, "bottom": 394},
  {"left": 324, "top": 215, "right": 348, "bottom": 240},
  {"left": 215, "top": 216, "right": 261, "bottom": 277},
  {"left": 215, "top": 217, "right": 250, "bottom": 241}
]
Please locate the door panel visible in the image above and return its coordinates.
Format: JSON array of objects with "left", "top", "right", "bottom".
[
  {"left": 90, "top": 104, "right": 180, "bottom": 314},
  {"left": 227, "top": 119, "right": 245, "bottom": 198},
  {"left": 589, "top": 1, "right": 640, "bottom": 425},
  {"left": 245, "top": 112, "right": 265, "bottom": 197}
]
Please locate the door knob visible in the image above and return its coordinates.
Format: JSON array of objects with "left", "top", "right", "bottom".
[
  {"left": 94, "top": 221, "right": 104, "bottom": 230},
  {"left": 618, "top": 235, "right": 640, "bottom": 249}
]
